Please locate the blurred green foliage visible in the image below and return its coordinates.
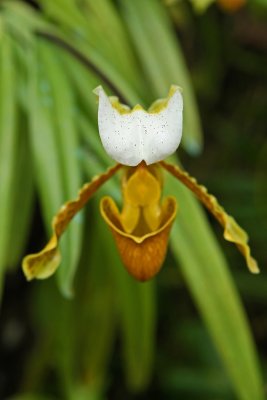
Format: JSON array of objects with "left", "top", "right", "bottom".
[{"left": 0, "top": 0, "right": 267, "bottom": 399}]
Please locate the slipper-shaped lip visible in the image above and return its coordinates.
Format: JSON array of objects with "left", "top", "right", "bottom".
[{"left": 100, "top": 196, "right": 177, "bottom": 281}]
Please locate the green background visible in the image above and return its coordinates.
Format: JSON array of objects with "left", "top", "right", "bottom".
[{"left": 0, "top": 0, "right": 267, "bottom": 399}]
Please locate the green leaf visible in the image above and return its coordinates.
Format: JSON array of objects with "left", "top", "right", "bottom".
[
  {"left": 32, "top": 279, "right": 76, "bottom": 396},
  {"left": 119, "top": 0, "right": 203, "bottom": 154},
  {"left": 60, "top": 49, "right": 100, "bottom": 117},
  {"left": 2, "top": 0, "right": 51, "bottom": 45},
  {"left": 37, "top": 40, "right": 84, "bottom": 297},
  {"left": 74, "top": 207, "right": 117, "bottom": 390},
  {"left": 4, "top": 35, "right": 35, "bottom": 269},
  {"left": 26, "top": 42, "right": 71, "bottom": 291},
  {"left": 40, "top": 0, "right": 145, "bottom": 100},
  {"left": 0, "top": 34, "right": 18, "bottom": 297},
  {"left": 0, "top": 16, "right": 4, "bottom": 40},
  {"left": 77, "top": 115, "right": 112, "bottom": 167},
  {"left": 7, "top": 110, "right": 34, "bottom": 269},
  {"left": 38, "top": 0, "right": 142, "bottom": 105},
  {"left": 164, "top": 157, "right": 264, "bottom": 400},
  {"left": 80, "top": 0, "right": 145, "bottom": 96},
  {"left": 27, "top": 43, "right": 64, "bottom": 232}
]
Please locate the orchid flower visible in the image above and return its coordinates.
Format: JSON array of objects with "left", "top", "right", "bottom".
[{"left": 22, "top": 85, "right": 259, "bottom": 282}]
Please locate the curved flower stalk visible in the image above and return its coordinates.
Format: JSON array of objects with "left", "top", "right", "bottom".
[{"left": 22, "top": 85, "right": 259, "bottom": 282}]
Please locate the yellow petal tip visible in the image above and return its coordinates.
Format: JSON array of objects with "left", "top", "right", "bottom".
[{"left": 22, "top": 248, "right": 61, "bottom": 281}]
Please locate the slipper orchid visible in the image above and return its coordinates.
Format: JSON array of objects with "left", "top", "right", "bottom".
[{"left": 22, "top": 85, "right": 259, "bottom": 282}]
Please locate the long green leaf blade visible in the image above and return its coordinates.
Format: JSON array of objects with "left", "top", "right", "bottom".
[
  {"left": 164, "top": 158, "right": 264, "bottom": 399},
  {"left": 76, "top": 208, "right": 117, "bottom": 390},
  {"left": 6, "top": 38, "right": 35, "bottom": 269},
  {"left": 38, "top": 41, "right": 83, "bottom": 296},
  {"left": 40, "top": 0, "right": 145, "bottom": 99},
  {"left": 0, "top": 33, "right": 18, "bottom": 297},
  {"left": 27, "top": 43, "right": 64, "bottom": 229},
  {"left": 7, "top": 111, "right": 34, "bottom": 268}
]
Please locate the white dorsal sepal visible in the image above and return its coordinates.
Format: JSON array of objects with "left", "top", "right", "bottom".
[{"left": 94, "top": 86, "right": 183, "bottom": 166}]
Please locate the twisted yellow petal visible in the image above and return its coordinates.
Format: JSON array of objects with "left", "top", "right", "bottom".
[
  {"left": 22, "top": 164, "right": 121, "bottom": 280},
  {"left": 160, "top": 160, "right": 259, "bottom": 273}
]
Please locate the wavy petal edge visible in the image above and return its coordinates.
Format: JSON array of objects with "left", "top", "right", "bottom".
[
  {"left": 160, "top": 160, "right": 259, "bottom": 274},
  {"left": 22, "top": 164, "right": 121, "bottom": 280}
]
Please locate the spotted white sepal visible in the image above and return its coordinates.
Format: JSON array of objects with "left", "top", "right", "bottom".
[{"left": 94, "top": 85, "right": 183, "bottom": 166}]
